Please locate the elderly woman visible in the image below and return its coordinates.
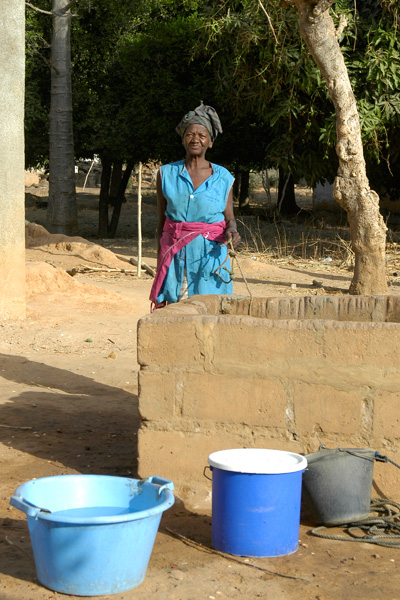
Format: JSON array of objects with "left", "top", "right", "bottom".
[{"left": 150, "top": 103, "right": 240, "bottom": 309}]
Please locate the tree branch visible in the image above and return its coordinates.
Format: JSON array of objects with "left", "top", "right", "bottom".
[
  {"left": 258, "top": 0, "right": 279, "bottom": 44},
  {"left": 26, "top": 0, "right": 78, "bottom": 17},
  {"left": 36, "top": 34, "right": 51, "bottom": 48},
  {"left": 54, "top": 0, "right": 78, "bottom": 16},
  {"left": 39, "top": 52, "right": 60, "bottom": 75},
  {"left": 25, "top": 2, "right": 52, "bottom": 15},
  {"left": 336, "top": 13, "right": 348, "bottom": 39}
]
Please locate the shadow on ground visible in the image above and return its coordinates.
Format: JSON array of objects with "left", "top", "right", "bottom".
[{"left": 0, "top": 353, "right": 139, "bottom": 476}]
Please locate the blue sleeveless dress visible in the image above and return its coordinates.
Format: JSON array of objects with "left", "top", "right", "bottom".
[{"left": 157, "top": 160, "right": 234, "bottom": 304}]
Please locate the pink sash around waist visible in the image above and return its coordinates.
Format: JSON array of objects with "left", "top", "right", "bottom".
[{"left": 149, "top": 217, "right": 226, "bottom": 308}]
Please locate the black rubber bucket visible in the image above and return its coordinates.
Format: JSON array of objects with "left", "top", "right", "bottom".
[{"left": 302, "top": 446, "right": 376, "bottom": 526}]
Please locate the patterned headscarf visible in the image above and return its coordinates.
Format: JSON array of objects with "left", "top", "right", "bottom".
[{"left": 175, "top": 103, "right": 223, "bottom": 141}]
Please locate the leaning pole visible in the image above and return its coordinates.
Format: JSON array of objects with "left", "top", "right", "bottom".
[{"left": 0, "top": 1, "right": 26, "bottom": 318}]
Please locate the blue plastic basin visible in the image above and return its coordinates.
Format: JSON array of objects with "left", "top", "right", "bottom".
[{"left": 10, "top": 474, "right": 174, "bottom": 596}]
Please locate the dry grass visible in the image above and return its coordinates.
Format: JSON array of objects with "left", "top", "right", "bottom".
[
  {"left": 237, "top": 212, "right": 354, "bottom": 266},
  {"left": 238, "top": 185, "right": 400, "bottom": 271}
]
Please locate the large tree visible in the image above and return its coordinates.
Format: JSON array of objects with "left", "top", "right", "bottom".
[
  {"left": 25, "top": 0, "right": 78, "bottom": 235},
  {"left": 48, "top": 0, "right": 78, "bottom": 234},
  {"left": 291, "top": 0, "right": 388, "bottom": 294},
  {"left": 0, "top": 0, "right": 26, "bottom": 318}
]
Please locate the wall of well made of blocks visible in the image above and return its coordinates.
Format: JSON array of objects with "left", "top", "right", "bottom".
[{"left": 137, "top": 294, "right": 400, "bottom": 510}]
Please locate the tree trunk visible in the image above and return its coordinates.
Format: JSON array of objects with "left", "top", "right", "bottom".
[
  {"left": 109, "top": 161, "right": 123, "bottom": 202},
  {"left": 47, "top": 0, "right": 78, "bottom": 235},
  {"left": 98, "top": 158, "right": 111, "bottom": 238},
  {"left": 294, "top": 0, "right": 387, "bottom": 295},
  {"left": 108, "top": 160, "right": 135, "bottom": 238},
  {"left": 233, "top": 167, "right": 240, "bottom": 201},
  {"left": 239, "top": 168, "right": 250, "bottom": 210},
  {"left": 277, "top": 166, "right": 298, "bottom": 215},
  {"left": 0, "top": 0, "right": 26, "bottom": 318}
]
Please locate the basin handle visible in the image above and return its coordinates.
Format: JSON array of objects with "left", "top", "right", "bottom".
[
  {"left": 10, "top": 495, "right": 52, "bottom": 518},
  {"left": 144, "top": 476, "right": 174, "bottom": 496}
]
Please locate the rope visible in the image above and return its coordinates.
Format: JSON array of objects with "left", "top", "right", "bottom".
[
  {"left": 214, "top": 241, "right": 254, "bottom": 315},
  {"left": 310, "top": 498, "right": 400, "bottom": 548},
  {"left": 380, "top": 455, "right": 400, "bottom": 471}
]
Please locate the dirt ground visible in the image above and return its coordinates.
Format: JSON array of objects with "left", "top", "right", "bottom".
[{"left": 1, "top": 184, "right": 400, "bottom": 600}]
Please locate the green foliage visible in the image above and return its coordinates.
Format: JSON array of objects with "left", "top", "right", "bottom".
[
  {"left": 335, "top": 0, "right": 400, "bottom": 197},
  {"left": 24, "top": 0, "right": 400, "bottom": 198},
  {"left": 196, "top": 0, "right": 400, "bottom": 193},
  {"left": 71, "top": 10, "right": 217, "bottom": 163},
  {"left": 198, "top": 0, "right": 337, "bottom": 185}
]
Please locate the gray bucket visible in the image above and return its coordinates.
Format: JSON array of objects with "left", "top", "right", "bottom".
[{"left": 302, "top": 446, "right": 376, "bottom": 526}]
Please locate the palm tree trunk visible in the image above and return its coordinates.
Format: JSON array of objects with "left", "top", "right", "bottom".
[
  {"left": 294, "top": 0, "right": 387, "bottom": 294},
  {"left": 47, "top": 0, "right": 78, "bottom": 235}
]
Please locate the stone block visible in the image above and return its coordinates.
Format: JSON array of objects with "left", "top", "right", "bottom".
[
  {"left": 137, "top": 318, "right": 204, "bottom": 367},
  {"left": 213, "top": 320, "right": 322, "bottom": 366},
  {"left": 138, "top": 371, "right": 176, "bottom": 420},
  {"left": 373, "top": 391, "right": 400, "bottom": 439},
  {"left": 294, "top": 382, "right": 361, "bottom": 435},
  {"left": 249, "top": 435, "right": 304, "bottom": 455},
  {"left": 181, "top": 372, "right": 287, "bottom": 428},
  {"left": 322, "top": 324, "right": 400, "bottom": 369}
]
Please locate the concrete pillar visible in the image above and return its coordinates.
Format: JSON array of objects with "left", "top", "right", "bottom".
[{"left": 0, "top": 1, "right": 26, "bottom": 318}]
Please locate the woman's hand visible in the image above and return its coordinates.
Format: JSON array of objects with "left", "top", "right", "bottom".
[{"left": 225, "top": 226, "right": 241, "bottom": 248}]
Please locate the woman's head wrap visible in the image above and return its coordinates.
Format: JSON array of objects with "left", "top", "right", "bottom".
[{"left": 175, "top": 103, "right": 223, "bottom": 141}]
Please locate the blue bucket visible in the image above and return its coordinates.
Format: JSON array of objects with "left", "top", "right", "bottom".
[
  {"left": 208, "top": 449, "right": 307, "bottom": 557},
  {"left": 10, "top": 474, "right": 174, "bottom": 596}
]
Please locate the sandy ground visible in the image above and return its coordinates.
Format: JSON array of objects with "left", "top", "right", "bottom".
[{"left": 1, "top": 187, "right": 400, "bottom": 600}]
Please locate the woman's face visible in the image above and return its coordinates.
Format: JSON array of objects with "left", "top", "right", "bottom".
[{"left": 182, "top": 124, "right": 212, "bottom": 157}]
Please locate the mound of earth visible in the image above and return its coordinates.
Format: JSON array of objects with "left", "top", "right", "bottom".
[
  {"left": 24, "top": 224, "right": 138, "bottom": 315},
  {"left": 25, "top": 261, "right": 130, "bottom": 303},
  {"left": 25, "top": 222, "right": 131, "bottom": 271}
]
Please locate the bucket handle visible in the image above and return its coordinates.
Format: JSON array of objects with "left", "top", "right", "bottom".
[
  {"left": 319, "top": 445, "right": 386, "bottom": 463},
  {"left": 203, "top": 466, "right": 212, "bottom": 481},
  {"left": 318, "top": 445, "right": 398, "bottom": 469},
  {"left": 10, "top": 495, "right": 52, "bottom": 518},
  {"left": 142, "top": 476, "right": 174, "bottom": 497}
]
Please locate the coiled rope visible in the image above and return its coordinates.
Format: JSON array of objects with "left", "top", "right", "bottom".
[
  {"left": 311, "top": 453, "right": 400, "bottom": 548},
  {"left": 311, "top": 498, "right": 400, "bottom": 548}
]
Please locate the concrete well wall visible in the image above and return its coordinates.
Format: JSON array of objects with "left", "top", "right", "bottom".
[{"left": 137, "top": 295, "right": 400, "bottom": 509}]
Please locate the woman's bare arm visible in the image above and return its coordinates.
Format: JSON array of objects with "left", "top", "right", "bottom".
[
  {"left": 224, "top": 187, "right": 241, "bottom": 247},
  {"left": 156, "top": 170, "right": 167, "bottom": 261}
]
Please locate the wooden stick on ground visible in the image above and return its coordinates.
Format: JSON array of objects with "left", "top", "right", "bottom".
[
  {"left": 67, "top": 264, "right": 137, "bottom": 275},
  {"left": 129, "top": 257, "right": 156, "bottom": 277}
]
